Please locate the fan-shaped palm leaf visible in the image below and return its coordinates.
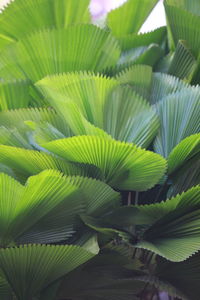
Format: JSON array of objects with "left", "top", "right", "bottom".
[
  {"left": 0, "top": 107, "right": 72, "bottom": 138},
  {"left": 117, "top": 44, "right": 164, "bottom": 72},
  {"left": 0, "top": 0, "right": 90, "bottom": 47},
  {"left": 0, "top": 25, "right": 121, "bottom": 81},
  {"left": 154, "top": 86, "right": 200, "bottom": 157},
  {"left": 0, "top": 244, "right": 98, "bottom": 300},
  {"left": 136, "top": 185, "right": 200, "bottom": 261},
  {"left": 0, "top": 170, "right": 119, "bottom": 245},
  {"left": 104, "top": 85, "right": 159, "bottom": 147},
  {"left": 36, "top": 72, "right": 118, "bottom": 129},
  {"left": 165, "top": 0, "right": 200, "bottom": 55},
  {"left": 0, "top": 79, "right": 31, "bottom": 110},
  {"left": 0, "top": 272, "right": 12, "bottom": 300},
  {"left": 107, "top": 0, "right": 158, "bottom": 37},
  {"left": 36, "top": 72, "right": 159, "bottom": 147},
  {"left": 168, "top": 133, "right": 200, "bottom": 174},
  {"left": 116, "top": 64, "right": 152, "bottom": 99},
  {"left": 118, "top": 26, "right": 166, "bottom": 51},
  {"left": 116, "top": 69, "right": 188, "bottom": 104},
  {"left": 168, "top": 40, "right": 198, "bottom": 82},
  {"left": 39, "top": 135, "right": 167, "bottom": 191},
  {"left": 0, "top": 145, "right": 103, "bottom": 182}
]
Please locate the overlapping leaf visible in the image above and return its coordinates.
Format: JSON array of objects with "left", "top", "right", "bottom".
[
  {"left": 168, "top": 40, "right": 198, "bottom": 82},
  {"left": 118, "top": 26, "right": 166, "bottom": 51},
  {"left": 39, "top": 135, "right": 167, "bottom": 191},
  {"left": 0, "top": 79, "right": 31, "bottom": 110},
  {"left": 0, "top": 170, "right": 120, "bottom": 245},
  {"left": 107, "top": 0, "right": 158, "bottom": 36},
  {"left": 136, "top": 185, "right": 200, "bottom": 261},
  {"left": 165, "top": 0, "right": 200, "bottom": 55},
  {"left": 154, "top": 86, "right": 200, "bottom": 157},
  {"left": 0, "top": 25, "right": 121, "bottom": 81},
  {"left": 36, "top": 72, "right": 159, "bottom": 146},
  {"left": 0, "top": 244, "right": 97, "bottom": 300},
  {"left": 0, "top": 0, "right": 90, "bottom": 47}
]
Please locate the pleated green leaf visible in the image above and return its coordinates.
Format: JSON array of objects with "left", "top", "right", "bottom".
[
  {"left": 107, "top": 0, "right": 158, "bottom": 36},
  {"left": 150, "top": 72, "right": 188, "bottom": 104},
  {"left": 0, "top": 25, "right": 121, "bottom": 82},
  {"left": 104, "top": 85, "right": 159, "bottom": 147},
  {"left": 18, "top": 174, "right": 120, "bottom": 244},
  {"left": 166, "top": 0, "right": 200, "bottom": 16},
  {"left": 168, "top": 40, "right": 198, "bottom": 82},
  {"left": 156, "top": 252, "right": 200, "bottom": 300},
  {"left": 0, "top": 244, "right": 97, "bottom": 300},
  {"left": 0, "top": 0, "right": 90, "bottom": 46},
  {"left": 36, "top": 72, "right": 118, "bottom": 129},
  {"left": 40, "top": 135, "right": 167, "bottom": 191},
  {"left": 116, "top": 65, "right": 152, "bottom": 99},
  {"left": 0, "top": 145, "right": 103, "bottom": 182},
  {"left": 117, "top": 44, "right": 164, "bottom": 70},
  {"left": 37, "top": 73, "right": 159, "bottom": 146},
  {"left": 168, "top": 154, "right": 200, "bottom": 197},
  {"left": 81, "top": 215, "right": 132, "bottom": 242},
  {"left": 0, "top": 79, "right": 31, "bottom": 110},
  {"left": 118, "top": 26, "right": 167, "bottom": 51},
  {"left": 0, "top": 126, "right": 33, "bottom": 149},
  {"left": 0, "top": 170, "right": 79, "bottom": 245},
  {"left": 165, "top": 1, "right": 200, "bottom": 54},
  {"left": 0, "top": 170, "right": 119, "bottom": 245},
  {"left": 0, "top": 272, "right": 12, "bottom": 300},
  {"left": 0, "top": 107, "right": 72, "bottom": 137},
  {"left": 136, "top": 185, "right": 200, "bottom": 261},
  {"left": 168, "top": 133, "right": 200, "bottom": 174},
  {"left": 154, "top": 86, "right": 200, "bottom": 157}
]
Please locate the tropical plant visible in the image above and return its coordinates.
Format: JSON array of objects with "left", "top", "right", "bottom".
[{"left": 0, "top": 0, "right": 199, "bottom": 299}]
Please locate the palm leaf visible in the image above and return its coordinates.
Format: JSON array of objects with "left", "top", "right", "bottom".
[
  {"left": 118, "top": 26, "right": 167, "bottom": 51},
  {"left": 18, "top": 174, "right": 120, "bottom": 244},
  {"left": 166, "top": 134, "right": 200, "bottom": 196},
  {"left": 154, "top": 86, "right": 200, "bottom": 157},
  {"left": 168, "top": 133, "right": 200, "bottom": 174},
  {"left": 117, "top": 44, "right": 164, "bottom": 70},
  {"left": 36, "top": 71, "right": 118, "bottom": 129},
  {"left": 136, "top": 185, "right": 200, "bottom": 261},
  {"left": 107, "top": 0, "right": 158, "bottom": 36},
  {"left": 116, "top": 64, "right": 152, "bottom": 99},
  {"left": 0, "top": 79, "right": 31, "bottom": 110},
  {"left": 0, "top": 145, "right": 103, "bottom": 182},
  {"left": 168, "top": 40, "right": 198, "bottom": 82},
  {"left": 0, "top": 170, "right": 80, "bottom": 245},
  {"left": 168, "top": 154, "right": 200, "bottom": 197},
  {"left": 104, "top": 85, "right": 159, "bottom": 147},
  {"left": 166, "top": 0, "right": 200, "bottom": 17},
  {"left": 0, "top": 0, "right": 90, "bottom": 46},
  {"left": 37, "top": 72, "right": 159, "bottom": 146},
  {"left": 0, "top": 25, "right": 121, "bottom": 82},
  {"left": 0, "top": 244, "right": 97, "bottom": 300},
  {"left": 165, "top": 1, "right": 200, "bottom": 55},
  {"left": 0, "top": 272, "right": 12, "bottom": 300},
  {"left": 0, "top": 107, "right": 72, "bottom": 137},
  {"left": 150, "top": 72, "right": 188, "bottom": 104},
  {"left": 0, "top": 169, "right": 119, "bottom": 245},
  {"left": 39, "top": 135, "right": 167, "bottom": 191}
]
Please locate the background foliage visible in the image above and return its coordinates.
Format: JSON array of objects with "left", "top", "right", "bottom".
[{"left": 0, "top": 0, "right": 199, "bottom": 299}]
